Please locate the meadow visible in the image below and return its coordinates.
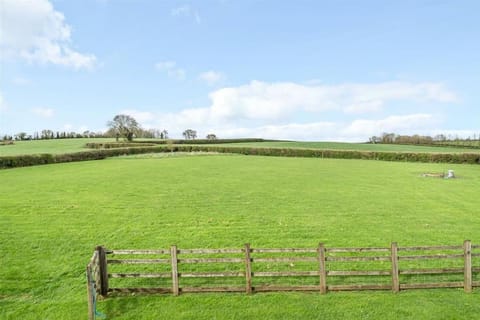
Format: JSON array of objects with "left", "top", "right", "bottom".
[
  {"left": 1, "top": 153, "right": 480, "bottom": 319},
  {"left": 0, "top": 138, "right": 115, "bottom": 156},
  {"left": 211, "top": 140, "right": 480, "bottom": 153}
]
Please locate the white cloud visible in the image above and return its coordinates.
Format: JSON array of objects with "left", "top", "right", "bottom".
[
  {"left": 118, "top": 80, "right": 458, "bottom": 141},
  {"left": 199, "top": 70, "right": 225, "bottom": 86},
  {"left": 155, "top": 61, "right": 186, "bottom": 80},
  {"left": 203, "top": 80, "right": 457, "bottom": 121},
  {"left": 32, "top": 107, "right": 54, "bottom": 118},
  {"left": 171, "top": 5, "right": 201, "bottom": 24},
  {"left": 342, "top": 114, "right": 440, "bottom": 138},
  {"left": 0, "top": 0, "right": 97, "bottom": 70}
]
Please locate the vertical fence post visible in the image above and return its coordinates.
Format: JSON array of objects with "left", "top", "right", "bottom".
[
  {"left": 244, "top": 243, "right": 252, "bottom": 294},
  {"left": 96, "top": 246, "right": 109, "bottom": 297},
  {"left": 86, "top": 265, "right": 95, "bottom": 320},
  {"left": 391, "top": 242, "right": 400, "bottom": 293},
  {"left": 318, "top": 243, "right": 327, "bottom": 294},
  {"left": 464, "top": 240, "right": 472, "bottom": 293},
  {"left": 170, "top": 245, "right": 179, "bottom": 296}
]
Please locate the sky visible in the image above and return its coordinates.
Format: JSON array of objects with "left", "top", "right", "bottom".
[{"left": 0, "top": 0, "right": 479, "bottom": 141}]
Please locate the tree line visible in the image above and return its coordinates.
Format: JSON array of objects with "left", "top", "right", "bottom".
[
  {"left": 1, "top": 114, "right": 216, "bottom": 142},
  {"left": 369, "top": 133, "right": 480, "bottom": 148}
]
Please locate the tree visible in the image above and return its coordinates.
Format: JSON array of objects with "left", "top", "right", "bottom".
[
  {"left": 16, "top": 132, "right": 27, "bottom": 140},
  {"left": 182, "top": 129, "right": 197, "bottom": 140},
  {"left": 206, "top": 133, "right": 217, "bottom": 140},
  {"left": 160, "top": 129, "right": 168, "bottom": 139},
  {"left": 107, "top": 114, "right": 141, "bottom": 141}
]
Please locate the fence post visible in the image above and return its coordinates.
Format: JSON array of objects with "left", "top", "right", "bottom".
[
  {"left": 96, "top": 246, "right": 109, "bottom": 297},
  {"left": 391, "top": 242, "right": 399, "bottom": 293},
  {"left": 244, "top": 243, "right": 252, "bottom": 294},
  {"left": 464, "top": 240, "right": 472, "bottom": 293},
  {"left": 170, "top": 245, "right": 179, "bottom": 296},
  {"left": 86, "top": 265, "right": 95, "bottom": 320},
  {"left": 318, "top": 243, "right": 327, "bottom": 294}
]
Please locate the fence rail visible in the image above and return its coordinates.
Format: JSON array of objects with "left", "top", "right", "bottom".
[{"left": 86, "top": 240, "right": 480, "bottom": 319}]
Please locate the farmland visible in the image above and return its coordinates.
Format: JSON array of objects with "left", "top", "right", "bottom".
[{"left": 1, "top": 151, "right": 480, "bottom": 319}]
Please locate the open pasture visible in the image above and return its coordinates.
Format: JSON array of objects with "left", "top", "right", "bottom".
[
  {"left": 1, "top": 154, "right": 480, "bottom": 319},
  {"left": 210, "top": 141, "right": 480, "bottom": 153},
  {"left": 0, "top": 138, "right": 115, "bottom": 156}
]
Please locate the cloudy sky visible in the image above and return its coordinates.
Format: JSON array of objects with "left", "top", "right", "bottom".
[{"left": 1, "top": 0, "right": 479, "bottom": 141}]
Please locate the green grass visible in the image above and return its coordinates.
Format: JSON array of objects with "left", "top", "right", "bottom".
[
  {"left": 211, "top": 141, "right": 480, "bottom": 153},
  {"left": 1, "top": 154, "right": 480, "bottom": 319},
  {"left": 0, "top": 138, "right": 115, "bottom": 156},
  {"left": 3, "top": 139, "right": 480, "bottom": 158}
]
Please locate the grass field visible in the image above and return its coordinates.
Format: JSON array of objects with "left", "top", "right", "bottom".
[
  {"left": 0, "top": 138, "right": 115, "bottom": 156},
  {"left": 1, "top": 154, "right": 480, "bottom": 319},
  {"left": 210, "top": 141, "right": 480, "bottom": 153},
  {"left": 2, "top": 139, "right": 480, "bottom": 157}
]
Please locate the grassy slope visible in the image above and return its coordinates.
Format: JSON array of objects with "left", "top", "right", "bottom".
[
  {"left": 0, "top": 138, "right": 115, "bottom": 156},
  {"left": 2, "top": 139, "right": 480, "bottom": 157},
  {"left": 1, "top": 155, "right": 480, "bottom": 319},
  {"left": 212, "top": 141, "right": 480, "bottom": 153}
]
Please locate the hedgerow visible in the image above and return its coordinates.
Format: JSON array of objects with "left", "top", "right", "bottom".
[{"left": 1, "top": 144, "right": 479, "bottom": 169}]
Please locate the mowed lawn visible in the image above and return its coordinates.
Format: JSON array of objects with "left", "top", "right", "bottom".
[{"left": 1, "top": 155, "right": 480, "bottom": 319}]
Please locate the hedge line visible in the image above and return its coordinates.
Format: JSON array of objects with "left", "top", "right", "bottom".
[{"left": 1, "top": 145, "right": 480, "bottom": 169}]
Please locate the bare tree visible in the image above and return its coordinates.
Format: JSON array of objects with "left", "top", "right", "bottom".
[
  {"left": 182, "top": 129, "right": 197, "bottom": 140},
  {"left": 107, "top": 114, "right": 141, "bottom": 141}
]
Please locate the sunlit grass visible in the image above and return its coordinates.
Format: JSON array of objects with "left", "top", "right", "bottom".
[{"left": 1, "top": 155, "right": 480, "bottom": 319}]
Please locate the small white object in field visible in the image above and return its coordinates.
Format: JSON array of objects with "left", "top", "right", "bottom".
[{"left": 446, "top": 170, "right": 455, "bottom": 179}]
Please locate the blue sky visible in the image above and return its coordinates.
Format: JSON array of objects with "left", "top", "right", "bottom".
[{"left": 1, "top": 0, "right": 479, "bottom": 141}]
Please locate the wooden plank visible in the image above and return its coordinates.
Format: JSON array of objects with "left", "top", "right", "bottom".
[
  {"left": 109, "top": 273, "right": 171, "bottom": 278},
  {"left": 400, "top": 282, "right": 463, "bottom": 289},
  {"left": 252, "top": 248, "right": 317, "bottom": 253},
  {"left": 109, "top": 287, "right": 172, "bottom": 294},
  {"left": 110, "top": 249, "right": 169, "bottom": 255},
  {"left": 399, "top": 268, "right": 463, "bottom": 275},
  {"left": 253, "top": 285, "right": 320, "bottom": 292},
  {"left": 178, "top": 249, "right": 243, "bottom": 254},
  {"left": 318, "top": 243, "right": 327, "bottom": 294},
  {"left": 399, "top": 245, "right": 462, "bottom": 251},
  {"left": 86, "top": 265, "right": 95, "bottom": 320},
  {"left": 108, "top": 259, "right": 170, "bottom": 264},
  {"left": 328, "top": 270, "right": 391, "bottom": 276},
  {"left": 244, "top": 243, "right": 252, "bottom": 294},
  {"left": 253, "top": 271, "right": 319, "bottom": 277},
  {"left": 399, "top": 254, "right": 464, "bottom": 260},
  {"left": 328, "top": 284, "right": 391, "bottom": 291},
  {"left": 89, "top": 251, "right": 98, "bottom": 265},
  {"left": 391, "top": 242, "right": 400, "bottom": 293},
  {"left": 181, "top": 287, "right": 245, "bottom": 293},
  {"left": 473, "top": 267, "right": 480, "bottom": 272},
  {"left": 179, "top": 272, "right": 244, "bottom": 278},
  {"left": 471, "top": 253, "right": 480, "bottom": 257},
  {"left": 471, "top": 245, "right": 480, "bottom": 249},
  {"left": 473, "top": 281, "right": 480, "bottom": 287},
  {"left": 464, "top": 240, "right": 472, "bottom": 293},
  {"left": 170, "top": 245, "right": 179, "bottom": 296},
  {"left": 327, "top": 256, "right": 390, "bottom": 262},
  {"left": 96, "top": 246, "right": 109, "bottom": 297},
  {"left": 327, "top": 247, "right": 389, "bottom": 253},
  {"left": 253, "top": 257, "right": 317, "bottom": 263},
  {"left": 178, "top": 258, "right": 243, "bottom": 263}
]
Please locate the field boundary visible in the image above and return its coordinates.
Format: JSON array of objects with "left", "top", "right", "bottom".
[{"left": 87, "top": 241, "right": 480, "bottom": 318}]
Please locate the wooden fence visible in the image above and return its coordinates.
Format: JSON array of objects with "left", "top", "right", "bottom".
[{"left": 87, "top": 241, "right": 480, "bottom": 319}]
